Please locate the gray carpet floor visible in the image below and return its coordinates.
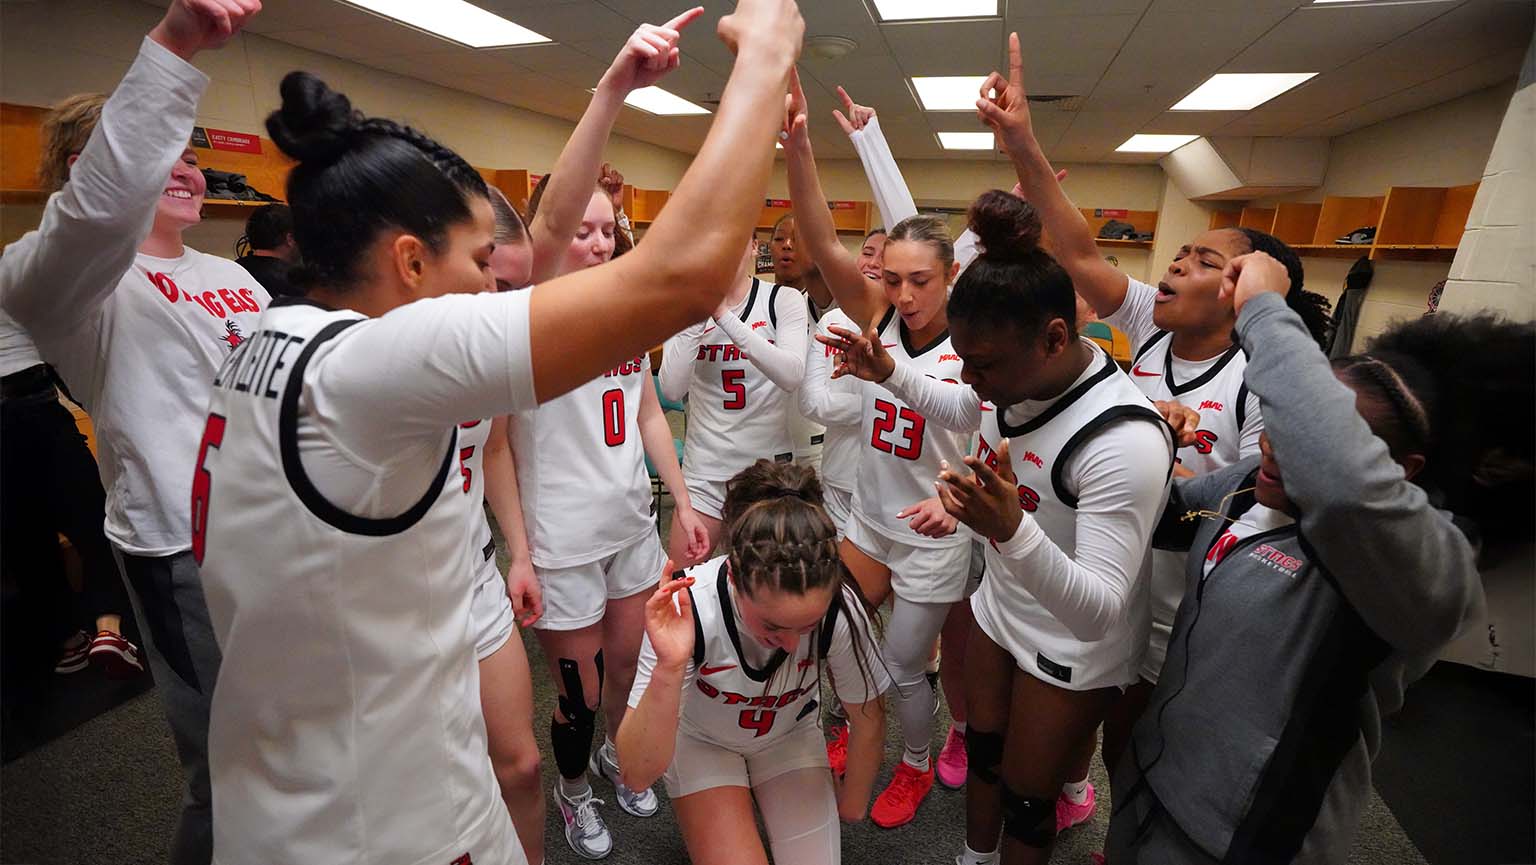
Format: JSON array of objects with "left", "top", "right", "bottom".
[{"left": 0, "top": 487, "right": 1436, "bottom": 864}]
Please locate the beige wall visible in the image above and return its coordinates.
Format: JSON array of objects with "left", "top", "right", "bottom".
[{"left": 1249, "top": 82, "right": 1516, "bottom": 349}]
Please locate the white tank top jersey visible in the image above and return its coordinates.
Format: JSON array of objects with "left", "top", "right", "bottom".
[
  {"left": 1106, "top": 276, "right": 1263, "bottom": 680},
  {"left": 198, "top": 297, "right": 528, "bottom": 865},
  {"left": 851, "top": 307, "right": 972, "bottom": 548},
  {"left": 628, "top": 556, "right": 888, "bottom": 754},
  {"left": 807, "top": 307, "right": 864, "bottom": 494},
  {"left": 457, "top": 418, "right": 497, "bottom": 570},
  {"left": 681, "top": 278, "right": 795, "bottom": 481},
  {"left": 972, "top": 348, "right": 1172, "bottom": 690},
  {"left": 510, "top": 354, "right": 654, "bottom": 569}
]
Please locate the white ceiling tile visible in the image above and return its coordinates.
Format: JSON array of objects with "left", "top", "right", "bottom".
[
  {"left": 1225, "top": 3, "right": 1452, "bottom": 73},
  {"left": 881, "top": 19, "right": 1006, "bottom": 77}
]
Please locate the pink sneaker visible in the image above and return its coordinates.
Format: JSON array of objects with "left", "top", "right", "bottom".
[
  {"left": 1056, "top": 782, "right": 1096, "bottom": 833},
  {"left": 935, "top": 725, "right": 967, "bottom": 789},
  {"left": 1090, "top": 854, "right": 1107, "bottom": 865}
]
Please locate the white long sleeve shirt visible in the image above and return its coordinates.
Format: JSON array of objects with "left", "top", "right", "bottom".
[{"left": 0, "top": 37, "right": 277, "bottom": 556}]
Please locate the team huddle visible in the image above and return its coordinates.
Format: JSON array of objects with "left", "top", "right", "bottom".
[{"left": 2, "top": 2, "right": 1528, "bottom": 865}]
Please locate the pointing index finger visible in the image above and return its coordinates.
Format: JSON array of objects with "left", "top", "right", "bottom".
[
  {"left": 1008, "top": 32, "right": 1024, "bottom": 94},
  {"left": 664, "top": 6, "right": 705, "bottom": 32}
]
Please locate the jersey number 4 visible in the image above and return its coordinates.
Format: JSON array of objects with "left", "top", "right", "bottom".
[
  {"left": 190, "top": 413, "right": 228, "bottom": 565},
  {"left": 871, "top": 399, "right": 925, "bottom": 460},
  {"left": 738, "top": 708, "right": 777, "bottom": 738}
]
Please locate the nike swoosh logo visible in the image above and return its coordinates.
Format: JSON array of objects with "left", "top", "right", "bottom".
[
  {"left": 701, "top": 326, "right": 716, "bottom": 336},
  {"left": 1131, "top": 365, "right": 1160, "bottom": 377},
  {"left": 700, "top": 663, "right": 737, "bottom": 675},
  {"left": 882, "top": 343, "right": 898, "bottom": 349}
]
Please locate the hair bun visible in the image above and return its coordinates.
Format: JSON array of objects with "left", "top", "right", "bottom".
[
  {"left": 968, "top": 189, "right": 1043, "bottom": 261},
  {"left": 266, "top": 71, "right": 358, "bottom": 165}
]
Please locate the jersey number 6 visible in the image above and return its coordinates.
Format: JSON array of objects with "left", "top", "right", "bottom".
[{"left": 190, "top": 413, "right": 228, "bottom": 565}]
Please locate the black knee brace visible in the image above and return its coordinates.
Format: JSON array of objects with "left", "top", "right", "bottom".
[
  {"left": 550, "top": 653, "right": 603, "bottom": 779},
  {"left": 1000, "top": 783, "right": 1057, "bottom": 848},
  {"left": 964, "top": 727, "right": 1004, "bottom": 785}
]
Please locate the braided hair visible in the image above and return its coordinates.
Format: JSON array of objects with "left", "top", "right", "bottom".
[
  {"left": 1233, "top": 227, "right": 1333, "bottom": 348},
  {"left": 1334, "top": 313, "right": 1535, "bottom": 541},
  {"left": 720, "top": 460, "right": 884, "bottom": 695},
  {"left": 266, "top": 72, "right": 488, "bottom": 292}
]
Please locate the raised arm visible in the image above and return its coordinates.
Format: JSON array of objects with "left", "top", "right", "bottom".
[
  {"left": 528, "top": 8, "right": 703, "bottom": 283},
  {"left": 976, "top": 33, "right": 1126, "bottom": 316},
  {"left": 782, "top": 72, "right": 884, "bottom": 330},
  {"left": 0, "top": 0, "right": 257, "bottom": 335},
  {"left": 618, "top": 574, "right": 696, "bottom": 791},
  {"left": 528, "top": 2, "right": 802, "bottom": 402},
  {"left": 659, "top": 321, "right": 706, "bottom": 403},
  {"left": 836, "top": 89, "right": 917, "bottom": 230},
  {"left": 1230, "top": 254, "right": 1481, "bottom": 655}
]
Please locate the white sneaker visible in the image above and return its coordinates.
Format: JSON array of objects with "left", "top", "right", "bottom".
[
  {"left": 590, "top": 747, "right": 659, "bottom": 817},
  {"left": 554, "top": 783, "right": 612, "bottom": 860}
]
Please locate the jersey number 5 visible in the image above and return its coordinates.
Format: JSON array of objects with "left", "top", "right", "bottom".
[
  {"left": 190, "top": 413, "right": 228, "bottom": 565},
  {"left": 871, "top": 399, "right": 925, "bottom": 460},
  {"left": 602, "top": 388, "right": 626, "bottom": 447},
  {"left": 721, "top": 369, "right": 746, "bottom": 411}
]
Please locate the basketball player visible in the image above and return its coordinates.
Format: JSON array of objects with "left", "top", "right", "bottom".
[
  {"left": 507, "top": 11, "right": 715, "bottom": 857},
  {"left": 822, "top": 190, "right": 1175, "bottom": 865},
  {"left": 1108, "top": 254, "right": 1503, "bottom": 864},
  {"left": 659, "top": 235, "right": 808, "bottom": 553},
  {"left": 977, "top": 33, "right": 1331, "bottom": 827},
  {"left": 617, "top": 460, "right": 888, "bottom": 865},
  {"left": 1, "top": 4, "right": 263, "bottom": 861},
  {"left": 192, "top": 3, "right": 804, "bottom": 860},
  {"left": 784, "top": 72, "right": 974, "bottom": 829},
  {"left": 462, "top": 186, "right": 545, "bottom": 865}
]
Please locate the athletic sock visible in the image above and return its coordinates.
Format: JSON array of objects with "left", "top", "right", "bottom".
[
  {"left": 1062, "top": 776, "right": 1090, "bottom": 805},
  {"left": 601, "top": 737, "right": 618, "bottom": 766},
  {"left": 957, "top": 842, "right": 999, "bottom": 865},
  {"left": 558, "top": 774, "right": 592, "bottom": 800},
  {"left": 903, "top": 744, "right": 931, "bottom": 773}
]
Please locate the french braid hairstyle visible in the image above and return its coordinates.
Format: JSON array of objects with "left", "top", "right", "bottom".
[
  {"left": 721, "top": 460, "right": 885, "bottom": 695},
  {"left": 266, "top": 71, "right": 488, "bottom": 293},
  {"left": 1334, "top": 313, "right": 1535, "bottom": 542},
  {"left": 1233, "top": 227, "right": 1333, "bottom": 348}
]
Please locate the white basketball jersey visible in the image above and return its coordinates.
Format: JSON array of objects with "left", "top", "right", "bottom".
[
  {"left": 669, "top": 557, "right": 886, "bottom": 753},
  {"left": 1126, "top": 331, "right": 1255, "bottom": 475},
  {"left": 457, "top": 418, "right": 497, "bottom": 570},
  {"left": 814, "top": 307, "right": 864, "bottom": 494},
  {"left": 1126, "top": 330, "right": 1262, "bottom": 679},
  {"left": 510, "top": 355, "right": 654, "bottom": 569},
  {"left": 851, "top": 308, "right": 972, "bottom": 548},
  {"left": 972, "top": 347, "right": 1172, "bottom": 690},
  {"left": 198, "top": 299, "right": 519, "bottom": 865},
  {"left": 682, "top": 279, "right": 796, "bottom": 481}
]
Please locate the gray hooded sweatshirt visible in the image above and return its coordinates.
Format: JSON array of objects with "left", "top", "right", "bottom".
[{"left": 1109, "top": 292, "right": 1485, "bottom": 864}]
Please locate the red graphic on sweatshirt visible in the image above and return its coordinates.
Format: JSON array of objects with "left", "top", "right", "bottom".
[{"left": 221, "top": 320, "right": 244, "bottom": 349}]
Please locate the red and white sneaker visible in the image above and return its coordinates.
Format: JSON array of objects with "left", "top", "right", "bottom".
[
  {"left": 55, "top": 631, "right": 89, "bottom": 674},
  {"left": 1090, "top": 853, "right": 1107, "bottom": 865},
  {"left": 935, "top": 725, "right": 967, "bottom": 789},
  {"left": 826, "top": 723, "right": 849, "bottom": 777},
  {"left": 870, "top": 761, "right": 934, "bottom": 828},
  {"left": 1056, "top": 782, "right": 1096, "bottom": 833},
  {"left": 88, "top": 631, "right": 144, "bottom": 679}
]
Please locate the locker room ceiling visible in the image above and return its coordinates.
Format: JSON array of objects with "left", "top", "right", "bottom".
[{"left": 148, "top": 0, "right": 1531, "bottom": 162}]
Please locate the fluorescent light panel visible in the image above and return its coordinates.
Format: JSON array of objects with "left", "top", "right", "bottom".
[
  {"left": 342, "top": 0, "right": 548, "bottom": 48},
  {"left": 938, "top": 132, "right": 995, "bottom": 151},
  {"left": 871, "top": 0, "right": 998, "bottom": 21},
  {"left": 1116, "top": 134, "right": 1199, "bottom": 153},
  {"left": 911, "top": 76, "right": 989, "bottom": 111},
  {"left": 1171, "top": 73, "right": 1317, "bottom": 111},
  {"left": 623, "top": 86, "right": 710, "bottom": 116}
]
